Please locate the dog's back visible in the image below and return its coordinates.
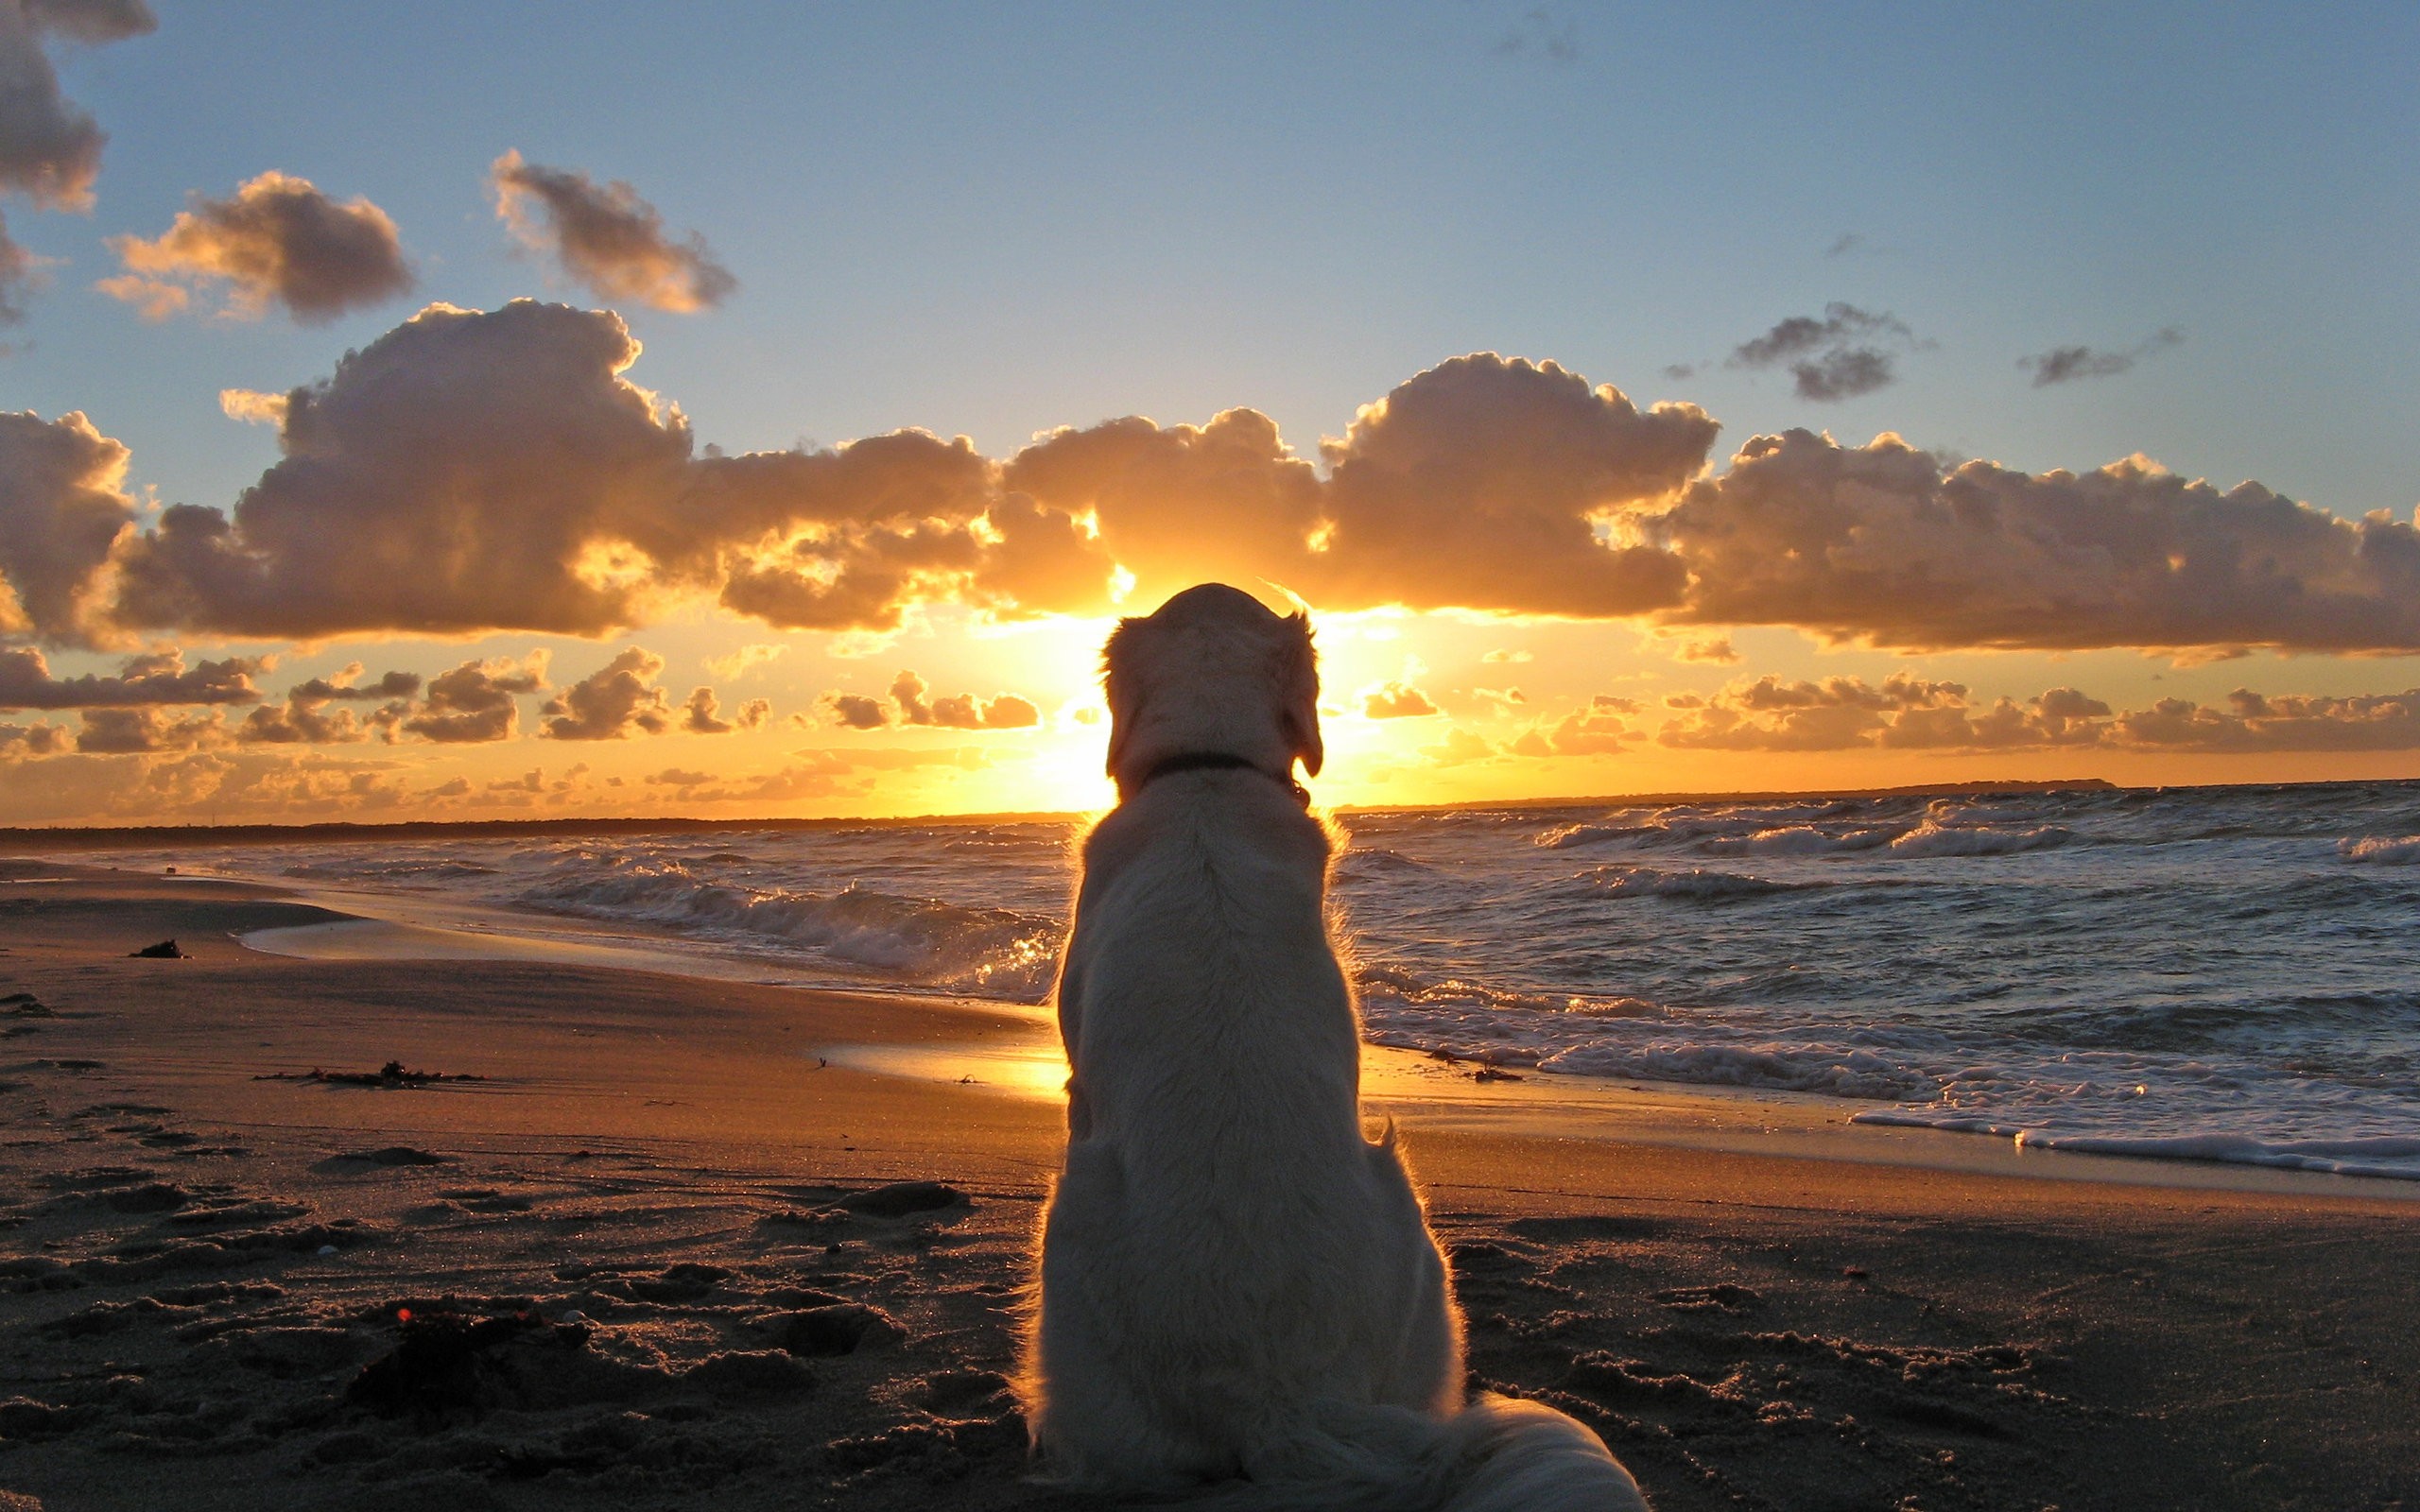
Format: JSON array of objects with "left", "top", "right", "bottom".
[
  {"left": 1033, "top": 768, "right": 1460, "bottom": 1486},
  {"left": 1023, "top": 584, "right": 1647, "bottom": 1509}
]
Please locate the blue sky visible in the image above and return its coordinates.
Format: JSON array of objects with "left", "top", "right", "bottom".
[
  {"left": 4, "top": 2, "right": 2419, "bottom": 822},
  {"left": 18, "top": 1, "right": 2416, "bottom": 513}
]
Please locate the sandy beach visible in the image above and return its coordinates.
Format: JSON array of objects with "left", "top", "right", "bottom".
[{"left": 0, "top": 860, "right": 2413, "bottom": 1511}]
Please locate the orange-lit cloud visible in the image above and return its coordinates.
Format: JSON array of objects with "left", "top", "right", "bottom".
[
  {"left": 491, "top": 150, "right": 734, "bottom": 312},
  {"left": 0, "top": 410, "right": 135, "bottom": 643},
  {"left": 1361, "top": 681, "right": 1439, "bottom": 718},
  {"left": 100, "top": 171, "right": 412, "bottom": 323},
  {"left": 24, "top": 320, "right": 2418, "bottom": 664}
]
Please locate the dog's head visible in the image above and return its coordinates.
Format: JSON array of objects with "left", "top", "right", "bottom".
[{"left": 1101, "top": 583, "right": 1322, "bottom": 799}]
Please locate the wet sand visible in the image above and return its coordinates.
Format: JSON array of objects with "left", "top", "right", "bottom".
[{"left": 0, "top": 861, "right": 2412, "bottom": 1510}]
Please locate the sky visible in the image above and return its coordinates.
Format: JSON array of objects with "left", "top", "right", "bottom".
[{"left": 3, "top": 0, "right": 2418, "bottom": 825}]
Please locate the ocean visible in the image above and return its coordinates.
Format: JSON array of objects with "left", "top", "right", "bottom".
[{"left": 82, "top": 779, "right": 2420, "bottom": 1181}]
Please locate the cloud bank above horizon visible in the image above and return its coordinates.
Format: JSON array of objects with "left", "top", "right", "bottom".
[{"left": 4, "top": 300, "right": 2416, "bottom": 669}]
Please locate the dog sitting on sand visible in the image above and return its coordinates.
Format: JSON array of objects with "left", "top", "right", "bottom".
[{"left": 1021, "top": 584, "right": 1648, "bottom": 1510}]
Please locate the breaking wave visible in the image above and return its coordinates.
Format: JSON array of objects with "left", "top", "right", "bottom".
[
  {"left": 515, "top": 859, "right": 1061, "bottom": 1000},
  {"left": 1574, "top": 864, "right": 1801, "bottom": 902}
]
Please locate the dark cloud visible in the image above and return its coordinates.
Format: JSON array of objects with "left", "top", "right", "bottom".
[
  {"left": 235, "top": 664, "right": 418, "bottom": 745},
  {"left": 0, "top": 409, "right": 135, "bottom": 641},
  {"left": 0, "top": 208, "right": 34, "bottom": 323},
  {"left": 2112, "top": 689, "right": 2420, "bottom": 752},
  {"left": 0, "top": 0, "right": 151, "bottom": 325},
  {"left": 1661, "top": 429, "right": 2420, "bottom": 655},
  {"left": 0, "top": 645, "right": 263, "bottom": 709},
  {"left": 1495, "top": 8, "right": 1578, "bottom": 61},
  {"left": 821, "top": 693, "right": 888, "bottom": 730},
  {"left": 890, "top": 669, "right": 1040, "bottom": 730},
  {"left": 491, "top": 151, "right": 734, "bottom": 313},
  {"left": 285, "top": 663, "right": 421, "bottom": 703},
  {"left": 541, "top": 646, "right": 673, "bottom": 740},
  {"left": 100, "top": 171, "right": 412, "bottom": 323},
  {"left": 2020, "top": 327, "right": 2183, "bottom": 387},
  {"left": 680, "top": 685, "right": 768, "bottom": 734},
  {"left": 0, "top": 717, "right": 65, "bottom": 754},
  {"left": 399, "top": 652, "right": 545, "bottom": 744},
  {"left": 21, "top": 1, "right": 152, "bottom": 44},
  {"left": 0, "top": 0, "right": 150, "bottom": 211},
  {"left": 1647, "top": 672, "right": 2420, "bottom": 755},
  {"left": 1361, "top": 682, "right": 1439, "bottom": 719},
  {"left": 75, "top": 706, "right": 223, "bottom": 753},
  {"left": 1728, "top": 303, "right": 1915, "bottom": 402},
  {"left": 819, "top": 670, "right": 1040, "bottom": 730}
]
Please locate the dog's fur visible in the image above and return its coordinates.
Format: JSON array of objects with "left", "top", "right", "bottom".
[{"left": 1021, "top": 584, "right": 1648, "bottom": 1510}]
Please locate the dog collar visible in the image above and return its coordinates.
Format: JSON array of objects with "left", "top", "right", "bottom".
[{"left": 1132, "top": 750, "right": 1310, "bottom": 807}]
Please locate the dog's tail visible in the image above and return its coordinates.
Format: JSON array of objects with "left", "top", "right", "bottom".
[{"left": 1182, "top": 1393, "right": 1648, "bottom": 1512}]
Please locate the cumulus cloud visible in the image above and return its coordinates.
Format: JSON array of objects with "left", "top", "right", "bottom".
[
  {"left": 817, "top": 670, "right": 1040, "bottom": 730},
  {"left": 112, "top": 302, "right": 700, "bottom": 639},
  {"left": 1644, "top": 672, "right": 2420, "bottom": 755},
  {"left": 1307, "top": 355, "right": 1713, "bottom": 615},
  {"left": 285, "top": 663, "right": 421, "bottom": 703},
  {"left": 234, "top": 663, "right": 419, "bottom": 745},
  {"left": 890, "top": 669, "right": 1040, "bottom": 730},
  {"left": 820, "top": 693, "right": 888, "bottom": 730},
  {"left": 1727, "top": 303, "right": 1915, "bottom": 401},
  {"left": 541, "top": 646, "right": 672, "bottom": 740},
  {"left": 1664, "top": 633, "right": 1739, "bottom": 664},
  {"left": 2112, "top": 688, "right": 2420, "bottom": 752},
  {"left": 1660, "top": 429, "right": 2420, "bottom": 655},
  {"left": 491, "top": 151, "right": 734, "bottom": 312},
  {"left": 680, "top": 684, "right": 769, "bottom": 734},
  {"left": 0, "top": 409, "right": 135, "bottom": 641},
  {"left": 1361, "top": 681, "right": 1439, "bottom": 719},
  {"left": 52, "top": 322, "right": 2420, "bottom": 662},
  {"left": 2021, "top": 328, "right": 2182, "bottom": 387},
  {"left": 75, "top": 705, "right": 224, "bottom": 752},
  {"left": 0, "top": 645, "right": 262, "bottom": 709},
  {"left": 99, "top": 171, "right": 412, "bottom": 323},
  {"left": 399, "top": 652, "right": 545, "bottom": 744},
  {"left": 110, "top": 301, "right": 1010, "bottom": 641},
  {"left": 0, "top": 717, "right": 65, "bottom": 754}
]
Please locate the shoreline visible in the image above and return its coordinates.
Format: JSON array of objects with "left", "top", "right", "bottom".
[
  {"left": 0, "top": 866, "right": 2413, "bottom": 1508},
  {"left": 26, "top": 771, "right": 2405, "bottom": 850},
  {"left": 26, "top": 854, "right": 2420, "bottom": 1201}
]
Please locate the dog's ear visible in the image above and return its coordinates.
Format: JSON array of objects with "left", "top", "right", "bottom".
[
  {"left": 1278, "top": 610, "right": 1322, "bottom": 778},
  {"left": 1101, "top": 614, "right": 1148, "bottom": 779}
]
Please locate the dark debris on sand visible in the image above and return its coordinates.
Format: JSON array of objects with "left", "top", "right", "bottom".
[{"left": 258, "top": 1060, "right": 488, "bottom": 1090}]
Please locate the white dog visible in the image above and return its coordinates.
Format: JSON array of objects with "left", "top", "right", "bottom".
[{"left": 1022, "top": 584, "right": 1648, "bottom": 1510}]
